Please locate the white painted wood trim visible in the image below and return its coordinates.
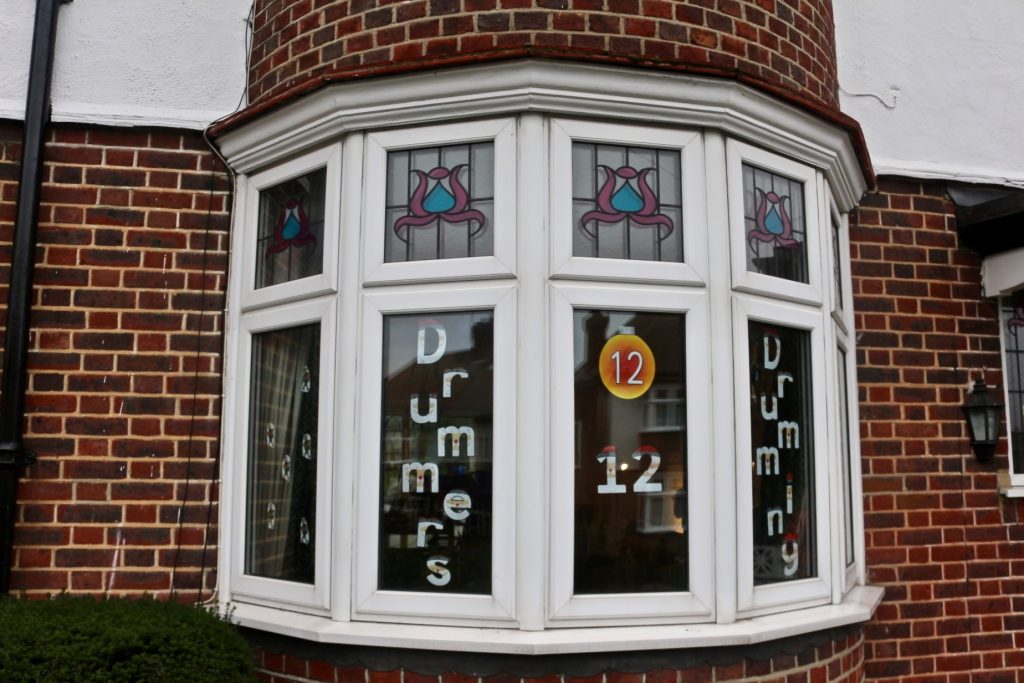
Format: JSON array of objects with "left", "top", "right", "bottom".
[{"left": 215, "top": 61, "right": 867, "bottom": 210}]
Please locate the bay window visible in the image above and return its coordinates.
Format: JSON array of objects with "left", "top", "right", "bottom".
[{"left": 219, "top": 62, "right": 878, "bottom": 650}]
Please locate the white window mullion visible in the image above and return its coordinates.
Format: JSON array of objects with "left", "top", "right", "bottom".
[
  {"left": 703, "top": 131, "right": 736, "bottom": 625},
  {"left": 330, "top": 132, "right": 365, "bottom": 622},
  {"left": 515, "top": 113, "right": 549, "bottom": 631}
]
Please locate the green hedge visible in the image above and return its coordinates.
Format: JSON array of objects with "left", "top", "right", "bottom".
[{"left": 0, "top": 596, "right": 257, "bottom": 683}]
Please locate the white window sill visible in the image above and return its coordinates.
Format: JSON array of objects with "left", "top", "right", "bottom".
[
  {"left": 999, "top": 485, "right": 1024, "bottom": 498},
  {"left": 229, "top": 585, "right": 883, "bottom": 655},
  {"left": 998, "top": 471, "right": 1024, "bottom": 498}
]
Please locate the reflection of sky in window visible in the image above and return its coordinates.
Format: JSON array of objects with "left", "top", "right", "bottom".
[
  {"left": 385, "top": 315, "right": 480, "bottom": 377},
  {"left": 574, "top": 311, "right": 637, "bottom": 370}
]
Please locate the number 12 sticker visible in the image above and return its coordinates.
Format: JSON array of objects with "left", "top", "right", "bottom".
[{"left": 598, "top": 329, "right": 655, "bottom": 399}]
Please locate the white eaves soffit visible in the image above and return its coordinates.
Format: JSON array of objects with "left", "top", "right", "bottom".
[{"left": 215, "top": 60, "right": 869, "bottom": 211}]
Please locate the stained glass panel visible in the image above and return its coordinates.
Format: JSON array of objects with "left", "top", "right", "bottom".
[
  {"left": 749, "top": 321, "right": 816, "bottom": 585},
  {"left": 573, "top": 309, "right": 688, "bottom": 594},
  {"left": 246, "top": 323, "right": 320, "bottom": 583},
  {"left": 379, "top": 311, "right": 494, "bottom": 593},
  {"left": 255, "top": 169, "right": 326, "bottom": 289},
  {"left": 572, "top": 143, "right": 683, "bottom": 262},
  {"left": 385, "top": 144, "right": 494, "bottom": 262},
  {"left": 743, "top": 164, "right": 808, "bottom": 283}
]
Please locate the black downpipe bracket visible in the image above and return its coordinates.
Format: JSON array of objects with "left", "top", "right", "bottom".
[{"left": 0, "top": 0, "right": 70, "bottom": 594}]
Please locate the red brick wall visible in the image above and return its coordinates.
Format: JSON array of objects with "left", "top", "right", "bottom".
[
  {"left": 851, "top": 178, "right": 1024, "bottom": 681},
  {"left": 0, "top": 121, "right": 230, "bottom": 598},
  {"left": 247, "top": 0, "right": 839, "bottom": 113},
  {"left": 253, "top": 628, "right": 864, "bottom": 682},
  {"left": 6, "top": 123, "right": 1023, "bottom": 680}
]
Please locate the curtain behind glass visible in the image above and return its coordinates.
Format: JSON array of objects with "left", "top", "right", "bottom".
[{"left": 246, "top": 324, "right": 320, "bottom": 583}]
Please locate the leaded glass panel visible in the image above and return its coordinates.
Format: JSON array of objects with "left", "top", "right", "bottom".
[
  {"left": 572, "top": 143, "right": 683, "bottom": 262},
  {"left": 385, "top": 144, "right": 494, "bottom": 262},
  {"left": 255, "top": 169, "right": 326, "bottom": 289},
  {"left": 743, "top": 164, "right": 808, "bottom": 283}
]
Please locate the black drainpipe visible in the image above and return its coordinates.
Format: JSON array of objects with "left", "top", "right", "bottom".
[{"left": 0, "top": 0, "right": 70, "bottom": 594}]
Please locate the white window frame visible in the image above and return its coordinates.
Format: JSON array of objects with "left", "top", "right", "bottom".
[
  {"left": 998, "top": 294, "right": 1024, "bottom": 493},
  {"left": 362, "top": 118, "right": 517, "bottom": 286},
  {"left": 828, "top": 197, "right": 853, "bottom": 330},
  {"left": 216, "top": 63, "right": 881, "bottom": 650},
  {"left": 240, "top": 144, "right": 342, "bottom": 312},
  {"left": 985, "top": 250, "right": 1024, "bottom": 495},
  {"left": 549, "top": 119, "right": 707, "bottom": 287},
  {"left": 727, "top": 141, "right": 823, "bottom": 308},
  {"left": 228, "top": 296, "right": 337, "bottom": 611},
  {"left": 732, "top": 294, "right": 832, "bottom": 615},
  {"left": 823, "top": 187, "right": 863, "bottom": 593},
  {"left": 352, "top": 283, "right": 517, "bottom": 624},
  {"left": 548, "top": 282, "right": 714, "bottom": 625}
]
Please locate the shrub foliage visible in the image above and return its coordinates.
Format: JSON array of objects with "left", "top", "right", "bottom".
[{"left": 0, "top": 596, "right": 257, "bottom": 682}]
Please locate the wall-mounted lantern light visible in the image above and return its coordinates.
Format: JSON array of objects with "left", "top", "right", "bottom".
[{"left": 961, "top": 378, "right": 1004, "bottom": 461}]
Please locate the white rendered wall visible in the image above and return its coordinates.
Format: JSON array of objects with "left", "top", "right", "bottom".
[
  {"left": 0, "top": 0, "right": 252, "bottom": 130},
  {"left": 2, "top": 0, "right": 1021, "bottom": 183},
  {"left": 835, "top": 0, "right": 1024, "bottom": 188}
]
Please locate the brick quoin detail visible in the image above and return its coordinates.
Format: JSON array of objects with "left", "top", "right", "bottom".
[
  {"left": 246, "top": 0, "right": 839, "bottom": 114},
  {"left": 0, "top": 122, "right": 230, "bottom": 598},
  {"left": 253, "top": 629, "right": 864, "bottom": 682},
  {"left": 851, "top": 178, "right": 1024, "bottom": 682}
]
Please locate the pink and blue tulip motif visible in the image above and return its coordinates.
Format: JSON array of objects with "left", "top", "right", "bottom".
[
  {"left": 580, "top": 165, "right": 674, "bottom": 241},
  {"left": 748, "top": 188, "right": 800, "bottom": 249},
  {"left": 268, "top": 198, "right": 316, "bottom": 254},
  {"left": 394, "top": 164, "right": 486, "bottom": 241}
]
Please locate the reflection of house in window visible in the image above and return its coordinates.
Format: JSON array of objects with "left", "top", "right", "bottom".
[
  {"left": 637, "top": 384, "right": 686, "bottom": 534},
  {"left": 644, "top": 384, "right": 683, "bottom": 432},
  {"left": 636, "top": 487, "right": 685, "bottom": 534}
]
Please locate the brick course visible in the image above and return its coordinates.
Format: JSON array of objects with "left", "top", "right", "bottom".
[
  {"left": 245, "top": 0, "right": 840, "bottom": 114},
  {"left": 0, "top": 121, "right": 230, "bottom": 598},
  {"left": 252, "top": 628, "right": 864, "bottom": 682},
  {"left": 851, "top": 178, "right": 1024, "bottom": 682}
]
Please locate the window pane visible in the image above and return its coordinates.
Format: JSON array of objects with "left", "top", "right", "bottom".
[
  {"left": 246, "top": 323, "right": 320, "bottom": 583},
  {"left": 379, "top": 311, "right": 494, "bottom": 593},
  {"left": 255, "top": 168, "right": 326, "bottom": 289},
  {"left": 573, "top": 310, "right": 687, "bottom": 594},
  {"left": 1004, "top": 296, "right": 1024, "bottom": 474},
  {"left": 743, "top": 164, "right": 808, "bottom": 283},
  {"left": 749, "top": 321, "right": 816, "bottom": 585},
  {"left": 831, "top": 217, "right": 844, "bottom": 312},
  {"left": 385, "top": 144, "right": 494, "bottom": 263},
  {"left": 572, "top": 143, "right": 683, "bottom": 263},
  {"left": 839, "top": 349, "right": 855, "bottom": 567}
]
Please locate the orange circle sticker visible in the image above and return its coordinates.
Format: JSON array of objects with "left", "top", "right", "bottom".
[{"left": 598, "top": 332, "right": 656, "bottom": 399}]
